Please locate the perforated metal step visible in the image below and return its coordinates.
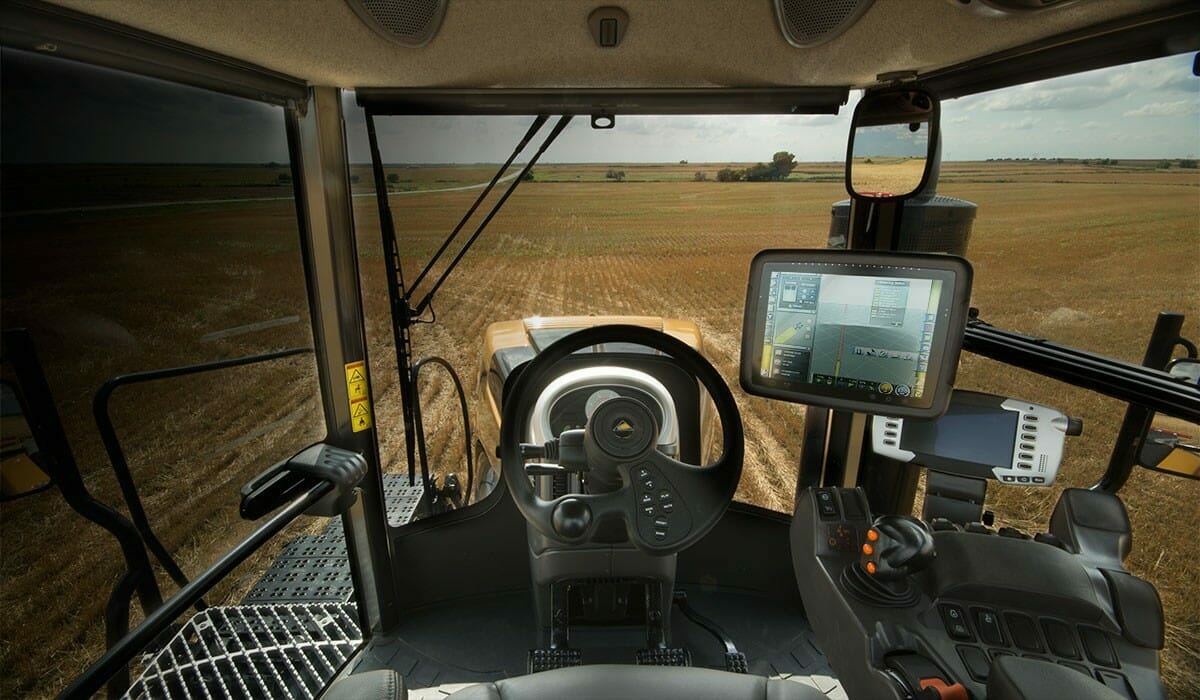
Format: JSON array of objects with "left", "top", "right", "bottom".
[
  {"left": 242, "top": 538, "right": 355, "bottom": 605},
  {"left": 242, "top": 474, "right": 427, "bottom": 605},
  {"left": 124, "top": 603, "right": 362, "bottom": 700},
  {"left": 382, "top": 473, "right": 426, "bottom": 527}
]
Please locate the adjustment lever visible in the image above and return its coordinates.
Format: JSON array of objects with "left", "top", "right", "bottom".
[
  {"left": 521, "top": 429, "right": 590, "bottom": 471},
  {"left": 525, "top": 463, "right": 574, "bottom": 477}
]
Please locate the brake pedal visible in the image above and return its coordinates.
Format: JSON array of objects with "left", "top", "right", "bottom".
[
  {"left": 635, "top": 647, "right": 692, "bottom": 666},
  {"left": 527, "top": 648, "right": 582, "bottom": 673}
]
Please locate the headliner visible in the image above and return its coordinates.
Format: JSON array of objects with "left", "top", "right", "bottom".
[{"left": 39, "top": 0, "right": 1190, "bottom": 91}]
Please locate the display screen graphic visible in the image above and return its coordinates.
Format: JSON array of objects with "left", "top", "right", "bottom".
[
  {"left": 900, "top": 405, "right": 1019, "bottom": 468},
  {"left": 740, "top": 250, "right": 972, "bottom": 418},
  {"left": 759, "top": 271, "right": 942, "bottom": 400}
]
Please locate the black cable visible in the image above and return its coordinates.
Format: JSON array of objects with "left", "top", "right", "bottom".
[{"left": 412, "top": 356, "right": 474, "bottom": 506}]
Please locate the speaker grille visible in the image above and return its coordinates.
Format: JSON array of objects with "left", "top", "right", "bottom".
[
  {"left": 347, "top": 0, "right": 447, "bottom": 47},
  {"left": 774, "top": 0, "right": 875, "bottom": 48}
]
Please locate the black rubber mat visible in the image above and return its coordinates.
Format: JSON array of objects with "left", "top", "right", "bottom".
[{"left": 343, "top": 586, "right": 837, "bottom": 690}]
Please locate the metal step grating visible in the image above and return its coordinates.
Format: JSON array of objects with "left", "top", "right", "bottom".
[
  {"left": 125, "top": 603, "right": 362, "bottom": 700},
  {"left": 242, "top": 474, "right": 427, "bottom": 605},
  {"left": 382, "top": 473, "right": 425, "bottom": 527}
]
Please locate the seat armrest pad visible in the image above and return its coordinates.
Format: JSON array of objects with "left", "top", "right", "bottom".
[{"left": 987, "top": 656, "right": 1123, "bottom": 700}]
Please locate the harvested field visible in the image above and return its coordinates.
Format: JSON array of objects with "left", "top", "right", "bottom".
[{"left": 0, "top": 161, "right": 1197, "bottom": 697}]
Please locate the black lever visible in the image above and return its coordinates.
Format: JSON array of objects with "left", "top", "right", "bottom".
[{"left": 521, "top": 429, "right": 590, "bottom": 475}]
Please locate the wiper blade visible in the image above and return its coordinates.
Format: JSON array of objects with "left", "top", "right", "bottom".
[
  {"left": 409, "top": 115, "right": 550, "bottom": 294},
  {"left": 412, "top": 114, "right": 573, "bottom": 316}
]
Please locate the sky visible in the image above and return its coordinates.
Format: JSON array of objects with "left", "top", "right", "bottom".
[{"left": 2, "top": 48, "right": 1196, "bottom": 164}]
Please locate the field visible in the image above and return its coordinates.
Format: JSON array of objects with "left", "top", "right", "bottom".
[{"left": 1, "top": 160, "right": 1197, "bottom": 697}]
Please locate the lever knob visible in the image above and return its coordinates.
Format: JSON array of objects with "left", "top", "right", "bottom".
[
  {"left": 861, "top": 515, "right": 935, "bottom": 581},
  {"left": 552, "top": 497, "right": 592, "bottom": 539}
]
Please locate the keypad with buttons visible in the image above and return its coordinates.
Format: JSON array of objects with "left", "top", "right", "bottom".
[{"left": 632, "top": 462, "right": 691, "bottom": 545}]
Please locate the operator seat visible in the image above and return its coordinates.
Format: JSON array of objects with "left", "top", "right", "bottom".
[{"left": 443, "top": 665, "right": 827, "bottom": 700}]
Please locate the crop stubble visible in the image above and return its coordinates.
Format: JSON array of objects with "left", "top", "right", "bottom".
[{"left": 0, "top": 162, "right": 1196, "bottom": 697}]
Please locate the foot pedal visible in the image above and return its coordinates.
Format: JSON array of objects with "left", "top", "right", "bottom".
[
  {"left": 673, "top": 591, "right": 749, "bottom": 672},
  {"left": 635, "top": 648, "right": 692, "bottom": 666},
  {"left": 528, "top": 648, "right": 582, "bottom": 673}
]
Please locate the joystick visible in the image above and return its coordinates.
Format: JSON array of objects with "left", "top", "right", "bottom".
[
  {"left": 840, "top": 515, "right": 935, "bottom": 607},
  {"left": 861, "top": 515, "right": 936, "bottom": 580}
]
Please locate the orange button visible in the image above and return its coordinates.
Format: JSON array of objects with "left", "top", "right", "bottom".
[
  {"left": 865, "top": 561, "right": 877, "bottom": 575},
  {"left": 862, "top": 543, "right": 874, "bottom": 555},
  {"left": 867, "top": 529, "right": 879, "bottom": 542}
]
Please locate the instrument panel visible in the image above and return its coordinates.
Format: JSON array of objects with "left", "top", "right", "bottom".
[{"left": 547, "top": 385, "right": 665, "bottom": 438}]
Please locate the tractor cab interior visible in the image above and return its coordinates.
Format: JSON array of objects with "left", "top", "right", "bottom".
[{"left": 1, "top": 1, "right": 1199, "bottom": 699}]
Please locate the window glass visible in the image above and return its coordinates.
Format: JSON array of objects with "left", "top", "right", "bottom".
[
  {"left": 1, "top": 49, "right": 326, "bottom": 696},
  {"left": 937, "top": 53, "right": 1198, "bottom": 697}
]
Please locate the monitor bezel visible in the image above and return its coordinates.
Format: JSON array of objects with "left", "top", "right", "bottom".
[{"left": 739, "top": 249, "right": 973, "bottom": 418}]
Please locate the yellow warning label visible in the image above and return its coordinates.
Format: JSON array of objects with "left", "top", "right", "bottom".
[
  {"left": 350, "top": 397, "right": 372, "bottom": 432},
  {"left": 345, "top": 361, "right": 369, "bottom": 401},
  {"left": 345, "top": 361, "right": 372, "bottom": 432}
]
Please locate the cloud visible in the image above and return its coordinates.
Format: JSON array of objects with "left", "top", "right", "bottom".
[
  {"left": 963, "top": 53, "right": 1197, "bottom": 114},
  {"left": 970, "top": 86, "right": 1114, "bottom": 112},
  {"left": 1123, "top": 100, "right": 1198, "bottom": 118},
  {"left": 1001, "top": 117, "right": 1039, "bottom": 131}
]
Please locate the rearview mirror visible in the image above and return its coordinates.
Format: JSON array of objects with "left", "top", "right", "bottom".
[
  {"left": 846, "top": 89, "right": 939, "bottom": 201},
  {"left": 1, "top": 380, "right": 53, "bottom": 500},
  {"left": 1137, "top": 358, "right": 1200, "bottom": 480}
]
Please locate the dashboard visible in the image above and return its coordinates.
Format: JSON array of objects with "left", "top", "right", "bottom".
[{"left": 547, "top": 385, "right": 665, "bottom": 439}]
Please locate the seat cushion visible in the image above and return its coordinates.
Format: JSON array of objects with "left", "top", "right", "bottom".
[
  {"left": 321, "top": 669, "right": 407, "bottom": 700},
  {"left": 444, "top": 665, "right": 826, "bottom": 700}
]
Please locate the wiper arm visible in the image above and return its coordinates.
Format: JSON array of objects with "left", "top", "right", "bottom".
[
  {"left": 412, "top": 114, "right": 573, "bottom": 316},
  {"left": 409, "top": 115, "right": 550, "bottom": 295}
]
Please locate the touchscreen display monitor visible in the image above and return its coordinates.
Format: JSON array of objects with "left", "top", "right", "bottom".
[{"left": 740, "top": 249, "right": 972, "bottom": 418}]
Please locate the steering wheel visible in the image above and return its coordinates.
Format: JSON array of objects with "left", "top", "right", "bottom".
[{"left": 500, "top": 325, "right": 743, "bottom": 555}]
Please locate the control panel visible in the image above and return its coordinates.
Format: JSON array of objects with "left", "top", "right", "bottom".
[
  {"left": 631, "top": 462, "right": 692, "bottom": 546},
  {"left": 791, "top": 486, "right": 1165, "bottom": 700},
  {"left": 872, "top": 391, "right": 1082, "bottom": 486}
]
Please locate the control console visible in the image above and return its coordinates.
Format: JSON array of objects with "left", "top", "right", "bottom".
[
  {"left": 871, "top": 390, "right": 1083, "bottom": 486},
  {"left": 791, "top": 487, "right": 1166, "bottom": 699}
]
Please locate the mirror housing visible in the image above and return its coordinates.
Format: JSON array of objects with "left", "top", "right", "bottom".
[
  {"left": 0, "top": 380, "right": 53, "bottom": 500},
  {"left": 846, "top": 88, "right": 939, "bottom": 201},
  {"left": 1137, "top": 358, "right": 1200, "bottom": 480}
]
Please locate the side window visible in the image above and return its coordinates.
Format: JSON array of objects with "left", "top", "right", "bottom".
[
  {"left": 1, "top": 50, "right": 326, "bottom": 697},
  {"left": 937, "top": 53, "right": 1199, "bottom": 698}
]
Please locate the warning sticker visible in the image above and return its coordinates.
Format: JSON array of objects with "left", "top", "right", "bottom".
[
  {"left": 345, "top": 361, "right": 369, "bottom": 401},
  {"left": 345, "top": 361, "right": 372, "bottom": 432},
  {"left": 350, "top": 397, "right": 372, "bottom": 432}
]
